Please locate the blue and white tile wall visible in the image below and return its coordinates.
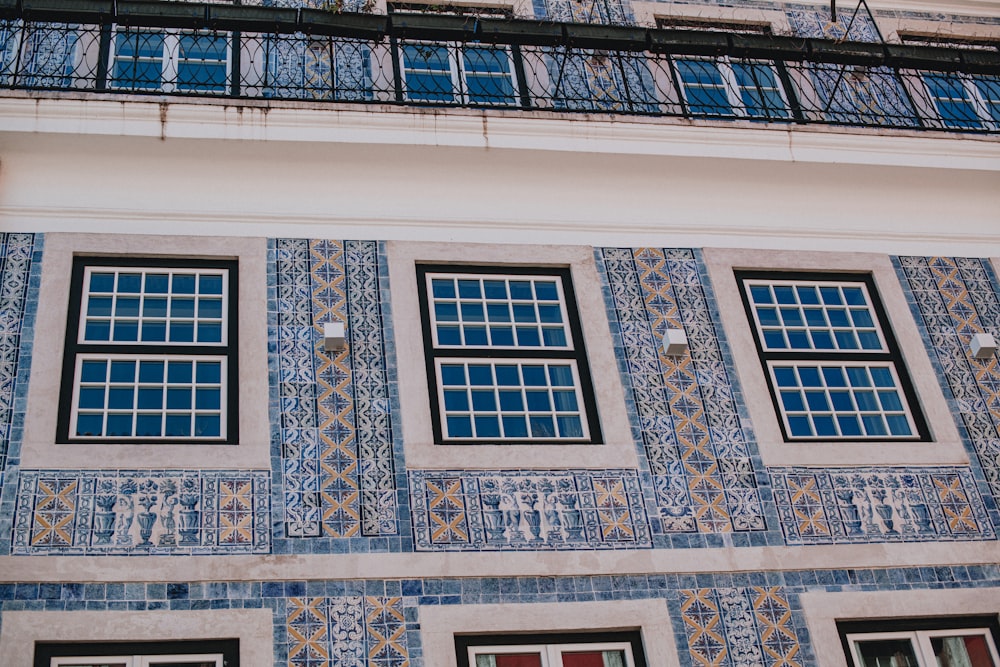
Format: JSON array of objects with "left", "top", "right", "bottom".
[
  {"left": 1, "top": 565, "right": 999, "bottom": 666},
  {"left": 0, "top": 232, "right": 41, "bottom": 556},
  {"left": 269, "top": 239, "right": 409, "bottom": 555},
  {"left": 4, "top": 241, "right": 1000, "bottom": 555}
]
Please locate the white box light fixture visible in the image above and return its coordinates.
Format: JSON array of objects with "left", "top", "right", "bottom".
[
  {"left": 323, "top": 322, "right": 347, "bottom": 352},
  {"left": 662, "top": 328, "right": 688, "bottom": 356},
  {"left": 970, "top": 332, "right": 997, "bottom": 359}
]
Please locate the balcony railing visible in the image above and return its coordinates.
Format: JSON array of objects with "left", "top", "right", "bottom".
[{"left": 2, "top": 0, "right": 1000, "bottom": 133}]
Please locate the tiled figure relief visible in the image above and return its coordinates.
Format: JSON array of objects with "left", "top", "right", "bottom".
[
  {"left": 271, "top": 239, "right": 398, "bottom": 540},
  {"left": 680, "top": 586, "right": 802, "bottom": 667},
  {"left": 408, "top": 470, "right": 652, "bottom": 550},
  {"left": 287, "top": 596, "right": 409, "bottom": 667},
  {"left": 770, "top": 467, "right": 995, "bottom": 545},
  {"left": 599, "top": 248, "right": 766, "bottom": 535},
  {"left": 12, "top": 470, "right": 271, "bottom": 554},
  {"left": 897, "top": 256, "right": 1000, "bottom": 505}
]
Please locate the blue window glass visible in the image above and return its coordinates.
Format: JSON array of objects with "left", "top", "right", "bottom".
[{"left": 677, "top": 59, "right": 732, "bottom": 115}]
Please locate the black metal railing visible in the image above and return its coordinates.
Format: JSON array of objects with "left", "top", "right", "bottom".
[{"left": 2, "top": 0, "right": 1000, "bottom": 132}]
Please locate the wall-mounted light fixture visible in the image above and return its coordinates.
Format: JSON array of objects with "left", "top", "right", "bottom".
[
  {"left": 662, "top": 328, "right": 688, "bottom": 356},
  {"left": 324, "top": 322, "right": 347, "bottom": 352},
  {"left": 970, "top": 332, "right": 997, "bottom": 359}
]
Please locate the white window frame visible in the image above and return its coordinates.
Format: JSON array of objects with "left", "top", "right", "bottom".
[
  {"left": 845, "top": 627, "right": 1000, "bottom": 667},
  {"left": 111, "top": 27, "right": 231, "bottom": 94},
  {"left": 399, "top": 40, "right": 518, "bottom": 106},
  {"left": 916, "top": 71, "right": 1000, "bottom": 131},
  {"left": 673, "top": 55, "right": 789, "bottom": 118},
  {"left": 58, "top": 257, "right": 237, "bottom": 445},
  {"left": 419, "top": 265, "right": 600, "bottom": 445},
  {"left": 469, "top": 640, "right": 638, "bottom": 666},
  {"left": 738, "top": 272, "right": 925, "bottom": 442},
  {"left": 50, "top": 653, "right": 225, "bottom": 667}
]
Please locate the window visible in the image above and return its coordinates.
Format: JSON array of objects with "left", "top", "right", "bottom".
[
  {"left": 672, "top": 57, "right": 789, "bottom": 118},
  {"left": 399, "top": 42, "right": 518, "bottom": 105},
  {"left": 918, "top": 72, "right": 1000, "bottom": 130},
  {"left": 737, "top": 271, "right": 926, "bottom": 441},
  {"left": 417, "top": 265, "right": 600, "bottom": 444},
  {"left": 57, "top": 257, "right": 238, "bottom": 444},
  {"left": 112, "top": 28, "right": 229, "bottom": 93},
  {"left": 457, "top": 632, "right": 647, "bottom": 667},
  {"left": 840, "top": 617, "right": 1000, "bottom": 667},
  {"left": 900, "top": 35, "right": 1000, "bottom": 130},
  {"left": 392, "top": 1, "right": 517, "bottom": 105},
  {"left": 35, "top": 639, "right": 239, "bottom": 667}
]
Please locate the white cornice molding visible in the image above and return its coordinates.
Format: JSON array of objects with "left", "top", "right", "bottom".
[
  {"left": 3, "top": 205, "right": 1000, "bottom": 255},
  {"left": 2, "top": 95, "right": 998, "bottom": 171},
  {"left": 0, "top": 541, "right": 997, "bottom": 582}
]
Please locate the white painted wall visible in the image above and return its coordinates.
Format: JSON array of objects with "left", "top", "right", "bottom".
[{"left": 1, "top": 97, "right": 998, "bottom": 255}]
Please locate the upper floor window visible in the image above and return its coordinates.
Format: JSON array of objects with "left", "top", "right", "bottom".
[
  {"left": 399, "top": 42, "right": 518, "bottom": 105},
  {"left": 672, "top": 57, "right": 789, "bottom": 118},
  {"left": 417, "top": 265, "right": 600, "bottom": 443},
  {"left": 902, "top": 34, "right": 1000, "bottom": 131},
  {"left": 112, "top": 28, "right": 229, "bottom": 94},
  {"left": 58, "top": 257, "right": 238, "bottom": 443},
  {"left": 738, "top": 271, "right": 926, "bottom": 441},
  {"left": 392, "top": 3, "right": 519, "bottom": 106},
  {"left": 840, "top": 617, "right": 1000, "bottom": 667}
]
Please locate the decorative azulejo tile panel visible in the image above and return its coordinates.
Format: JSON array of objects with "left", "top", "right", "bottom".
[
  {"left": 599, "top": 248, "right": 766, "bottom": 535},
  {"left": 270, "top": 239, "right": 400, "bottom": 542},
  {"left": 0, "top": 232, "right": 39, "bottom": 474},
  {"left": 3, "top": 567, "right": 1000, "bottom": 667},
  {"left": 680, "top": 586, "right": 801, "bottom": 667},
  {"left": 11, "top": 470, "right": 270, "bottom": 554},
  {"left": 897, "top": 256, "right": 1000, "bottom": 507},
  {"left": 287, "top": 595, "right": 409, "bottom": 667},
  {"left": 408, "top": 470, "right": 651, "bottom": 551},
  {"left": 770, "top": 466, "right": 995, "bottom": 545}
]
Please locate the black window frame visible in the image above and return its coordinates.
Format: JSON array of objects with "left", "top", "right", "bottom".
[
  {"left": 35, "top": 638, "right": 240, "bottom": 667},
  {"left": 455, "top": 630, "right": 648, "bottom": 667},
  {"left": 838, "top": 615, "right": 1000, "bottom": 667},
  {"left": 57, "top": 256, "right": 239, "bottom": 444},
  {"left": 736, "top": 269, "right": 929, "bottom": 442},
  {"left": 416, "top": 264, "right": 602, "bottom": 445}
]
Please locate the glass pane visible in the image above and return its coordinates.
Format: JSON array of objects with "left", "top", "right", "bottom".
[
  {"left": 932, "top": 635, "right": 997, "bottom": 667},
  {"left": 854, "top": 638, "right": 919, "bottom": 667}
]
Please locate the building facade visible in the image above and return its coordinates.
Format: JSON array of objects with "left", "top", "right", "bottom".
[{"left": 0, "top": 0, "right": 999, "bottom": 664}]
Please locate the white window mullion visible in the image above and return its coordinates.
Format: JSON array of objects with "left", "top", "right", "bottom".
[{"left": 717, "top": 58, "right": 747, "bottom": 117}]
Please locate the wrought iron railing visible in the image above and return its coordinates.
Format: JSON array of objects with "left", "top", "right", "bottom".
[{"left": 2, "top": 0, "right": 999, "bottom": 132}]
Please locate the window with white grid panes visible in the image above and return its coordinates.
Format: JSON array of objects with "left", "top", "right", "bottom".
[
  {"left": 457, "top": 632, "right": 647, "bottom": 667},
  {"left": 58, "top": 258, "right": 238, "bottom": 444},
  {"left": 738, "top": 272, "right": 927, "bottom": 441},
  {"left": 839, "top": 617, "right": 1000, "bottom": 667},
  {"left": 418, "top": 266, "right": 600, "bottom": 444}
]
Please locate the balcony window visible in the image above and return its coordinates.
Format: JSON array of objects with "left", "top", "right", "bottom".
[
  {"left": 400, "top": 42, "right": 517, "bottom": 105},
  {"left": 673, "top": 57, "right": 789, "bottom": 118},
  {"left": 112, "top": 28, "right": 229, "bottom": 94}
]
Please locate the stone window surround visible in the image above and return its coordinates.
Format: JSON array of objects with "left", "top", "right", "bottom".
[
  {"left": 0, "top": 608, "right": 272, "bottom": 667},
  {"left": 21, "top": 232, "right": 271, "bottom": 470},
  {"left": 633, "top": 3, "right": 793, "bottom": 35},
  {"left": 800, "top": 587, "right": 1000, "bottom": 667},
  {"left": 419, "top": 599, "right": 680, "bottom": 667},
  {"left": 387, "top": 240, "right": 638, "bottom": 470},
  {"left": 703, "top": 247, "right": 967, "bottom": 468}
]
